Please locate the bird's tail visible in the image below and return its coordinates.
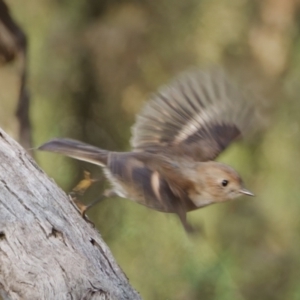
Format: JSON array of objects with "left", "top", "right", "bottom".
[{"left": 38, "top": 138, "right": 109, "bottom": 166}]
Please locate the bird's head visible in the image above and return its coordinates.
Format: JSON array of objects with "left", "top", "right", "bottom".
[{"left": 187, "top": 161, "right": 254, "bottom": 207}]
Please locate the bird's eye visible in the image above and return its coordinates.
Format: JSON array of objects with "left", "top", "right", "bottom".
[{"left": 222, "top": 180, "right": 228, "bottom": 187}]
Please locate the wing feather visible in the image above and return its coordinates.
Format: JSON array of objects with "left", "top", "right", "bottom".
[{"left": 131, "top": 68, "right": 256, "bottom": 161}]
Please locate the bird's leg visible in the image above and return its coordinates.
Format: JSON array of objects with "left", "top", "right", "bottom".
[
  {"left": 81, "top": 189, "right": 117, "bottom": 220},
  {"left": 69, "top": 170, "right": 104, "bottom": 217},
  {"left": 176, "top": 209, "right": 193, "bottom": 233},
  {"left": 176, "top": 209, "right": 202, "bottom": 234}
]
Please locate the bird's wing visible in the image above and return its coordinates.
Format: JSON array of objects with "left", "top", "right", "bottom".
[{"left": 131, "top": 69, "right": 255, "bottom": 161}]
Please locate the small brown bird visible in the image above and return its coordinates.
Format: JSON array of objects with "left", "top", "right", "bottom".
[{"left": 39, "top": 69, "right": 255, "bottom": 232}]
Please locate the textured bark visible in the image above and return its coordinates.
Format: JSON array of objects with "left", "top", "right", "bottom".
[{"left": 0, "top": 129, "right": 141, "bottom": 300}]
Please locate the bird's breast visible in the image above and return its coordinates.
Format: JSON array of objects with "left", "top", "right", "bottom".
[{"left": 188, "top": 193, "right": 215, "bottom": 208}]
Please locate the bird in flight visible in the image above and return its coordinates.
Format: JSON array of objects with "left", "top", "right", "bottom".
[{"left": 39, "top": 68, "right": 256, "bottom": 233}]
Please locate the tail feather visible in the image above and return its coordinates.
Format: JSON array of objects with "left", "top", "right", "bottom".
[{"left": 38, "top": 138, "right": 108, "bottom": 166}]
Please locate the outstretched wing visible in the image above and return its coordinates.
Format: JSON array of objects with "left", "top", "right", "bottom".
[{"left": 131, "top": 68, "right": 255, "bottom": 161}]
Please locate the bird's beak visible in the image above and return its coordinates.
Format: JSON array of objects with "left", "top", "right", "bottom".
[{"left": 240, "top": 188, "right": 254, "bottom": 197}]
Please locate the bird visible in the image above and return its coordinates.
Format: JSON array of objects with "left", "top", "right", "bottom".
[{"left": 39, "top": 68, "right": 256, "bottom": 233}]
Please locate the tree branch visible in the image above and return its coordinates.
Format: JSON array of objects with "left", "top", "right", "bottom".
[{"left": 0, "top": 129, "right": 141, "bottom": 300}]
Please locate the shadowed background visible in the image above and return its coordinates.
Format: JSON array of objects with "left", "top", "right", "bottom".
[{"left": 1, "top": 0, "right": 300, "bottom": 299}]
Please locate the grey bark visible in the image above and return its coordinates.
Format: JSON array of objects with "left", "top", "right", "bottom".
[{"left": 0, "top": 129, "right": 142, "bottom": 300}]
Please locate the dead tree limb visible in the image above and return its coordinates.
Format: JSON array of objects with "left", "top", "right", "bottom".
[{"left": 0, "top": 129, "right": 141, "bottom": 300}]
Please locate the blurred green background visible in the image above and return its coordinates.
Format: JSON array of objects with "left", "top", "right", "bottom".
[{"left": 2, "top": 0, "right": 300, "bottom": 299}]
